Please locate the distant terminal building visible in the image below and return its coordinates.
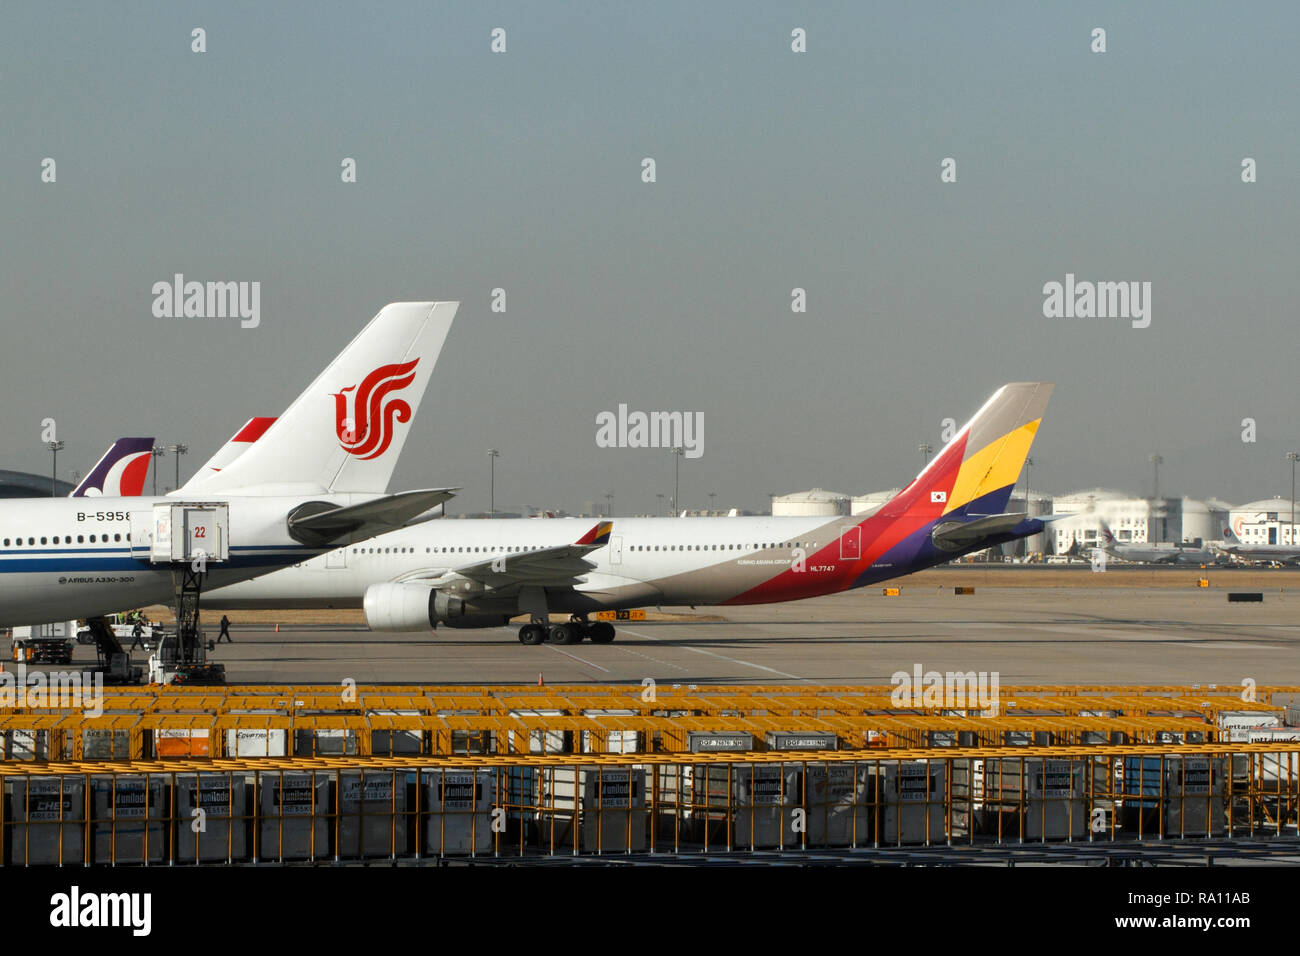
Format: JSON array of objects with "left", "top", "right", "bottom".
[
  {"left": 1050, "top": 490, "right": 1228, "bottom": 551},
  {"left": 1051, "top": 490, "right": 1169, "bottom": 551},
  {"left": 0, "top": 469, "right": 73, "bottom": 498},
  {"left": 1229, "top": 497, "right": 1300, "bottom": 547},
  {"left": 772, "top": 489, "right": 849, "bottom": 517}
]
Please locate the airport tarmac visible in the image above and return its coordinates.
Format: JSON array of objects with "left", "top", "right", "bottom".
[{"left": 141, "top": 580, "right": 1300, "bottom": 686}]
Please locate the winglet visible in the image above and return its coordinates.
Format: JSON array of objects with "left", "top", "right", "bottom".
[{"left": 575, "top": 521, "right": 613, "bottom": 546}]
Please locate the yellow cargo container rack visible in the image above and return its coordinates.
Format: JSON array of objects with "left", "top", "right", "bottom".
[
  {"left": 0, "top": 684, "right": 1293, "bottom": 760},
  {"left": 0, "top": 743, "right": 1297, "bottom": 864}
]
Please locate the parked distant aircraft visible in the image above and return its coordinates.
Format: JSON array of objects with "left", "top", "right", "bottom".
[
  {"left": 1096, "top": 519, "right": 1221, "bottom": 565},
  {"left": 210, "top": 382, "right": 1060, "bottom": 645},
  {"left": 70, "top": 438, "right": 155, "bottom": 497},
  {"left": 1217, "top": 526, "right": 1300, "bottom": 565},
  {"left": 0, "top": 301, "right": 459, "bottom": 626}
]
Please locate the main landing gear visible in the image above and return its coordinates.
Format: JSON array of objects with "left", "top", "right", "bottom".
[{"left": 517, "top": 615, "right": 617, "bottom": 646}]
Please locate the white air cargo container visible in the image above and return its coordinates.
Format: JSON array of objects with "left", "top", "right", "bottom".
[
  {"left": 91, "top": 775, "right": 166, "bottom": 864},
  {"left": 507, "top": 709, "right": 568, "bottom": 754},
  {"left": 688, "top": 732, "right": 754, "bottom": 753},
  {"left": 225, "top": 726, "right": 288, "bottom": 757},
  {"left": 1217, "top": 710, "right": 1282, "bottom": 742},
  {"left": 8, "top": 776, "right": 85, "bottom": 865},
  {"left": 423, "top": 769, "right": 496, "bottom": 856},
  {"left": 369, "top": 710, "right": 424, "bottom": 756},
  {"left": 803, "top": 763, "right": 873, "bottom": 847},
  {"left": 1246, "top": 728, "right": 1300, "bottom": 782},
  {"left": 258, "top": 771, "right": 329, "bottom": 861},
  {"left": 698, "top": 763, "right": 800, "bottom": 850},
  {"left": 172, "top": 773, "right": 248, "bottom": 863},
  {"left": 981, "top": 758, "right": 1087, "bottom": 839},
  {"left": 765, "top": 731, "right": 838, "bottom": 752},
  {"left": 1164, "top": 756, "right": 1226, "bottom": 837},
  {"left": 82, "top": 727, "right": 132, "bottom": 760},
  {"left": 5, "top": 729, "right": 50, "bottom": 760},
  {"left": 581, "top": 710, "right": 640, "bottom": 754},
  {"left": 294, "top": 724, "right": 359, "bottom": 757},
  {"left": 539, "top": 766, "right": 647, "bottom": 852},
  {"left": 336, "top": 770, "right": 407, "bottom": 859},
  {"left": 873, "top": 761, "right": 947, "bottom": 845}
]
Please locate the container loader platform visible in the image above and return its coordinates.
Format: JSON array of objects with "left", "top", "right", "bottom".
[{"left": 141, "top": 502, "right": 230, "bottom": 686}]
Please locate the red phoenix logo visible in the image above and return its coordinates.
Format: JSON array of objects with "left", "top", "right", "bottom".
[{"left": 333, "top": 359, "right": 419, "bottom": 459}]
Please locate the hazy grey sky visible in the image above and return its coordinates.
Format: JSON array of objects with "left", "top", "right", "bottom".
[{"left": 2, "top": 1, "right": 1297, "bottom": 513}]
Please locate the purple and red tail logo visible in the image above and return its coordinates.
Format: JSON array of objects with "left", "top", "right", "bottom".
[{"left": 333, "top": 359, "right": 419, "bottom": 460}]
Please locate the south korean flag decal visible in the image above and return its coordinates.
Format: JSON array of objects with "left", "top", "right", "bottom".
[{"left": 930, "top": 490, "right": 947, "bottom": 503}]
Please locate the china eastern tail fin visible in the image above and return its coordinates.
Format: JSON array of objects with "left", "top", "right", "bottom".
[
  {"left": 882, "top": 383, "right": 1053, "bottom": 522},
  {"left": 174, "top": 301, "right": 458, "bottom": 496},
  {"left": 71, "top": 438, "right": 155, "bottom": 497}
]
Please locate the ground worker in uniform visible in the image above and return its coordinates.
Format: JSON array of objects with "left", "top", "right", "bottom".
[
  {"left": 130, "top": 621, "right": 145, "bottom": 651},
  {"left": 218, "top": 614, "right": 233, "bottom": 643}
]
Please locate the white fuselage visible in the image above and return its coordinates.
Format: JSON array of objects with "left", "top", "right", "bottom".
[
  {"left": 0, "top": 494, "right": 385, "bottom": 626},
  {"left": 207, "top": 515, "right": 844, "bottom": 611}
]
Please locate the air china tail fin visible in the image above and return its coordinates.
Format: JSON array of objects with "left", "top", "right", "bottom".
[
  {"left": 882, "top": 382, "right": 1053, "bottom": 521},
  {"left": 71, "top": 438, "right": 155, "bottom": 497},
  {"left": 175, "top": 301, "right": 458, "bottom": 496},
  {"left": 181, "top": 417, "right": 276, "bottom": 490}
]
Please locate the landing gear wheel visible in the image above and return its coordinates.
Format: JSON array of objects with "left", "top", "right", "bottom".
[
  {"left": 548, "top": 623, "right": 580, "bottom": 645},
  {"left": 589, "top": 622, "right": 616, "bottom": 644},
  {"left": 518, "top": 624, "right": 546, "bottom": 645}
]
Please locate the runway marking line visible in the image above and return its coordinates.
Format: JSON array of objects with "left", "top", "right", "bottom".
[
  {"left": 544, "top": 644, "right": 611, "bottom": 673},
  {"left": 622, "top": 626, "right": 810, "bottom": 682}
]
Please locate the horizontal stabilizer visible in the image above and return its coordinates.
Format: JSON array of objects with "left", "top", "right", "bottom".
[
  {"left": 288, "top": 488, "right": 458, "bottom": 546},
  {"left": 931, "top": 512, "right": 1028, "bottom": 550}
]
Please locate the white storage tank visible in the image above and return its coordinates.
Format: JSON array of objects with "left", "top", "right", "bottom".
[
  {"left": 772, "top": 489, "right": 849, "bottom": 517},
  {"left": 258, "top": 771, "right": 329, "bottom": 861},
  {"left": 172, "top": 772, "right": 248, "bottom": 863},
  {"left": 423, "top": 768, "right": 497, "bottom": 856},
  {"left": 7, "top": 776, "right": 85, "bottom": 865}
]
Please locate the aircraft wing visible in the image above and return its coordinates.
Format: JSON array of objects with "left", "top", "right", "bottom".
[
  {"left": 444, "top": 521, "right": 613, "bottom": 588},
  {"left": 288, "top": 488, "right": 458, "bottom": 545}
]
